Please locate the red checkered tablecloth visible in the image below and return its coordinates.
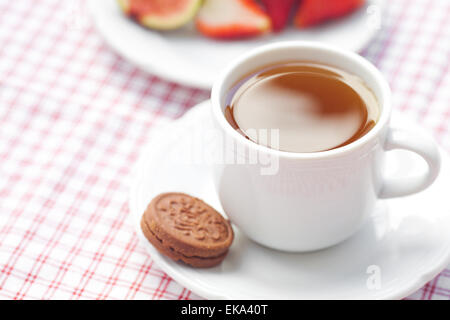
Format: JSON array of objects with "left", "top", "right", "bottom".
[{"left": 0, "top": 0, "right": 449, "bottom": 300}]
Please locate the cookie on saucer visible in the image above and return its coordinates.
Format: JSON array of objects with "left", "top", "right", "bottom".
[{"left": 140, "top": 192, "right": 234, "bottom": 268}]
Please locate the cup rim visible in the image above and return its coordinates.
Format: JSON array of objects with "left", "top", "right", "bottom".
[{"left": 211, "top": 41, "right": 391, "bottom": 160}]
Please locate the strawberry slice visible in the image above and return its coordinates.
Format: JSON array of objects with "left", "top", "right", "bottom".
[
  {"left": 295, "top": 0, "right": 365, "bottom": 28},
  {"left": 195, "top": 0, "right": 271, "bottom": 40},
  {"left": 261, "top": 0, "right": 296, "bottom": 32}
]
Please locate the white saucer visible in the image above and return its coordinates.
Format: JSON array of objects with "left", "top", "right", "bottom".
[
  {"left": 129, "top": 101, "right": 450, "bottom": 299},
  {"left": 89, "top": 0, "right": 383, "bottom": 88}
]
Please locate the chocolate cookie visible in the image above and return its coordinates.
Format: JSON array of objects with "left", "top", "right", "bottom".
[{"left": 140, "top": 192, "right": 234, "bottom": 268}]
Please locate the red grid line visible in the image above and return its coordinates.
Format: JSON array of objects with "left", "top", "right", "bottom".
[
  {"left": 0, "top": 0, "right": 449, "bottom": 300},
  {"left": 387, "top": 0, "right": 435, "bottom": 89},
  {"left": 373, "top": 0, "right": 420, "bottom": 65},
  {"left": 398, "top": 6, "right": 450, "bottom": 112}
]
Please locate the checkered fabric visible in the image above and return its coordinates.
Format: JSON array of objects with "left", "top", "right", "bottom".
[{"left": 0, "top": 0, "right": 449, "bottom": 300}]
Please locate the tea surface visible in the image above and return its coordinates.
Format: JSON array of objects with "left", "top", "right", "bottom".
[{"left": 225, "top": 62, "right": 379, "bottom": 153}]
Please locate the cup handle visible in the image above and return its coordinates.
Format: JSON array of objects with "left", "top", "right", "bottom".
[{"left": 379, "top": 127, "right": 441, "bottom": 199}]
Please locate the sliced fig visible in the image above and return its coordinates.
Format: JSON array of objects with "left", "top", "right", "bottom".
[{"left": 118, "top": 0, "right": 202, "bottom": 30}]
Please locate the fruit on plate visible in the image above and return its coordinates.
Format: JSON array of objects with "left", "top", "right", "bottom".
[
  {"left": 295, "top": 0, "right": 365, "bottom": 28},
  {"left": 261, "top": 0, "right": 296, "bottom": 32},
  {"left": 118, "top": 0, "right": 202, "bottom": 30},
  {"left": 195, "top": 0, "right": 271, "bottom": 39}
]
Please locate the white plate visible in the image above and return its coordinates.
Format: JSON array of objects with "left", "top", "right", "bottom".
[
  {"left": 129, "top": 101, "right": 450, "bottom": 299},
  {"left": 89, "top": 0, "right": 383, "bottom": 88}
]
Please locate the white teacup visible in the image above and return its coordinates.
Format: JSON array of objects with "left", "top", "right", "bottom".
[{"left": 210, "top": 41, "right": 441, "bottom": 252}]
